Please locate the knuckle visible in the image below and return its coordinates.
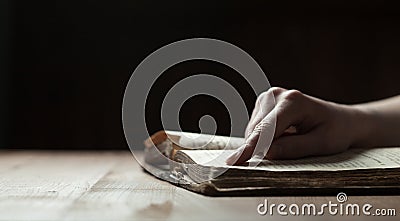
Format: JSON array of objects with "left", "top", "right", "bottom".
[
  {"left": 269, "top": 87, "right": 286, "bottom": 97},
  {"left": 275, "top": 90, "right": 304, "bottom": 111},
  {"left": 257, "top": 91, "right": 269, "bottom": 102},
  {"left": 256, "top": 89, "right": 276, "bottom": 104},
  {"left": 282, "top": 89, "right": 303, "bottom": 101}
]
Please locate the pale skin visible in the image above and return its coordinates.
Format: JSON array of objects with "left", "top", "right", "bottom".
[{"left": 226, "top": 87, "right": 400, "bottom": 165}]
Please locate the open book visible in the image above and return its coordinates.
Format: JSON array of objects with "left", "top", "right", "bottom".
[{"left": 143, "top": 130, "right": 400, "bottom": 196}]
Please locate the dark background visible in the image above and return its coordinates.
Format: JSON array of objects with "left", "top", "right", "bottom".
[{"left": 1, "top": 0, "right": 400, "bottom": 149}]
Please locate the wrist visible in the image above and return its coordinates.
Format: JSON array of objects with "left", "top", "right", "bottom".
[{"left": 344, "top": 104, "right": 375, "bottom": 148}]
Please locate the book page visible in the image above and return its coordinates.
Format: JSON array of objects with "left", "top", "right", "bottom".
[
  {"left": 165, "top": 130, "right": 244, "bottom": 150},
  {"left": 179, "top": 147, "right": 400, "bottom": 171},
  {"left": 144, "top": 131, "right": 244, "bottom": 165}
]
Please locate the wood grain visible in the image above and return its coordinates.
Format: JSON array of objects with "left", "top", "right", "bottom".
[{"left": 0, "top": 150, "right": 398, "bottom": 220}]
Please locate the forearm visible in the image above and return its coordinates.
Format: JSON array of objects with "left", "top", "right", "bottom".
[{"left": 350, "top": 95, "right": 400, "bottom": 148}]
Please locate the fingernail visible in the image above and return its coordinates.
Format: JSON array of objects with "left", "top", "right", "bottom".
[
  {"left": 225, "top": 146, "right": 245, "bottom": 165},
  {"left": 226, "top": 149, "right": 242, "bottom": 164},
  {"left": 225, "top": 152, "right": 239, "bottom": 165}
]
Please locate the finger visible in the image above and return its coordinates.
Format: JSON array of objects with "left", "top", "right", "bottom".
[
  {"left": 245, "top": 90, "right": 276, "bottom": 139},
  {"left": 227, "top": 114, "right": 275, "bottom": 165},
  {"left": 272, "top": 90, "right": 306, "bottom": 139},
  {"left": 266, "top": 132, "right": 321, "bottom": 160},
  {"left": 225, "top": 144, "right": 248, "bottom": 165},
  {"left": 245, "top": 96, "right": 261, "bottom": 139},
  {"left": 237, "top": 91, "right": 305, "bottom": 163}
]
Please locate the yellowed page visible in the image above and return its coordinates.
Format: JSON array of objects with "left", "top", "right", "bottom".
[{"left": 165, "top": 130, "right": 244, "bottom": 150}]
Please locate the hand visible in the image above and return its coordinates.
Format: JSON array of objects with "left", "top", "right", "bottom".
[{"left": 226, "top": 87, "right": 369, "bottom": 165}]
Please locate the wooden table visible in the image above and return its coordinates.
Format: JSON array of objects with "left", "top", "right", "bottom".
[{"left": 0, "top": 150, "right": 399, "bottom": 220}]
